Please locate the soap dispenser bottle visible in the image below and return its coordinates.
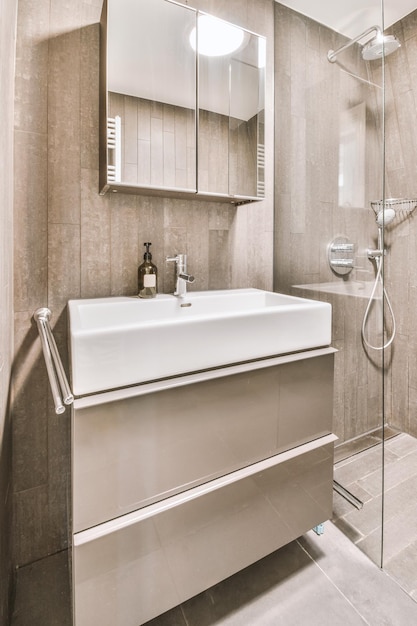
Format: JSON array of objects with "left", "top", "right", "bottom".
[{"left": 138, "top": 242, "right": 157, "bottom": 298}]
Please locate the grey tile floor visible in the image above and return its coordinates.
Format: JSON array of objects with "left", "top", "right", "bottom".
[
  {"left": 11, "top": 550, "right": 71, "bottom": 626},
  {"left": 11, "top": 519, "right": 417, "bottom": 625},
  {"left": 333, "top": 432, "right": 417, "bottom": 602}
]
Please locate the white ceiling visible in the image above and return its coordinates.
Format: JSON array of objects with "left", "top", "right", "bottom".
[{"left": 276, "top": 0, "right": 417, "bottom": 38}]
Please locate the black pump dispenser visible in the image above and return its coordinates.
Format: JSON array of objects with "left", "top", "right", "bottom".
[
  {"left": 143, "top": 242, "right": 152, "bottom": 261},
  {"left": 138, "top": 242, "right": 157, "bottom": 298}
]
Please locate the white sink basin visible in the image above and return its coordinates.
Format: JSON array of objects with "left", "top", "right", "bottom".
[{"left": 68, "top": 288, "right": 332, "bottom": 396}]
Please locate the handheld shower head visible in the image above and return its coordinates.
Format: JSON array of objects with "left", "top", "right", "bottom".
[{"left": 376, "top": 207, "right": 396, "bottom": 228}]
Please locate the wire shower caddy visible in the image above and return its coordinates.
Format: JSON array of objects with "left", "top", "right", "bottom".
[{"left": 371, "top": 197, "right": 417, "bottom": 217}]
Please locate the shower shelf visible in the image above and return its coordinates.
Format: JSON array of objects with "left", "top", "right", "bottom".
[{"left": 371, "top": 198, "right": 417, "bottom": 215}]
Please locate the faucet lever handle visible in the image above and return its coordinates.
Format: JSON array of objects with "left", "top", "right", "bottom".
[{"left": 178, "top": 273, "right": 195, "bottom": 283}]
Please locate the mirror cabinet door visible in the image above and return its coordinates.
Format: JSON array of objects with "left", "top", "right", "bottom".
[
  {"left": 102, "top": 0, "right": 265, "bottom": 202},
  {"left": 198, "top": 20, "right": 266, "bottom": 200},
  {"left": 198, "top": 51, "right": 231, "bottom": 197},
  {"left": 229, "top": 33, "right": 265, "bottom": 199},
  {"left": 106, "top": 0, "right": 197, "bottom": 192}
]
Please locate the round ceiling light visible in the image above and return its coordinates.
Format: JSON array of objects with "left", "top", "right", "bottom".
[{"left": 189, "top": 15, "right": 245, "bottom": 57}]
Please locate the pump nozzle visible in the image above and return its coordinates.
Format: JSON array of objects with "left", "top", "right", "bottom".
[{"left": 143, "top": 242, "right": 152, "bottom": 260}]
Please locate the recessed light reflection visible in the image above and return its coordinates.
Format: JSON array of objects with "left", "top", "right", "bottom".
[{"left": 189, "top": 15, "right": 245, "bottom": 57}]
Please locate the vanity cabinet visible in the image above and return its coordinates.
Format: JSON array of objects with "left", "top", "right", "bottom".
[{"left": 72, "top": 347, "right": 336, "bottom": 625}]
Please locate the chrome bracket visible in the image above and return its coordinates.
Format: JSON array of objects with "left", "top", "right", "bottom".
[{"left": 367, "top": 248, "right": 385, "bottom": 260}]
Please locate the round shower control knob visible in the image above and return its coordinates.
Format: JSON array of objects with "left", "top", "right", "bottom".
[{"left": 328, "top": 236, "right": 355, "bottom": 276}]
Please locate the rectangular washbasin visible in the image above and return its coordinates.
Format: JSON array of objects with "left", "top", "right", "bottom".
[{"left": 68, "top": 288, "right": 332, "bottom": 396}]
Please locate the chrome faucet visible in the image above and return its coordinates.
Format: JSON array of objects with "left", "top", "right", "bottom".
[{"left": 166, "top": 253, "right": 195, "bottom": 297}]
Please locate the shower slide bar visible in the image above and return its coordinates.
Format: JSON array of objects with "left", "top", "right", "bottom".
[{"left": 34, "top": 307, "right": 74, "bottom": 415}]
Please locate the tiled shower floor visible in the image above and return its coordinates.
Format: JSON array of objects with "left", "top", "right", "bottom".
[{"left": 333, "top": 431, "right": 417, "bottom": 600}]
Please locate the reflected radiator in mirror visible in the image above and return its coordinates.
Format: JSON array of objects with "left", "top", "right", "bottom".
[{"left": 107, "top": 116, "right": 121, "bottom": 183}]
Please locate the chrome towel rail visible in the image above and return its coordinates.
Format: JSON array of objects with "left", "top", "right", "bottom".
[{"left": 34, "top": 307, "right": 74, "bottom": 414}]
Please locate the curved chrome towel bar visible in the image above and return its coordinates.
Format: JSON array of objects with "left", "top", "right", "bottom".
[{"left": 34, "top": 308, "right": 74, "bottom": 414}]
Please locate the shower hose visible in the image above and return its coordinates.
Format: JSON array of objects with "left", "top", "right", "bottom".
[{"left": 361, "top": 252, "right": 396, "bottom": 350}]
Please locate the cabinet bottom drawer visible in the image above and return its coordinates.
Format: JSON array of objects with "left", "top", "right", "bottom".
[{"left": 73, "top": 436, "right": 336, "bottom": 626}]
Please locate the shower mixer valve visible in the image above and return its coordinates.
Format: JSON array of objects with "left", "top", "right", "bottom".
[{"left": 328, "top": 236, "right": 355, "bottom": 276}]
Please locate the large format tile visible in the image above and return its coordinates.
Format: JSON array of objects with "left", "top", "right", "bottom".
[
  {"left": 12, "top": 551, "right": 71, "bottom": 626},
  {"left": 334, "top": 445, "right": 385, "bottom": 489},
  {"left": 360, "top": 500, "right": 417, "bottom": 564},
  {"left": 48, "top": 29, "right": 82, "bottom": 226},
  {"left": 385, "top": 539, "right": 417, "bottom": 600},
  {"left": 385, "top": 432, "right": 417, "bottom": 458},
  {"left": 179, "top": 538, "right": 367, "bottom": 626},
  {"left": 333, "top": 433, "right": 417, "bottom": 605},
  {"left": 299, "top": 522, "right": 417, "bottom": 625},
  {"left": 13, "top": 130, "right": 48, "bottom": 313},
  {"left": 13, "top": 523, "right": 417, "bottom": 626}
]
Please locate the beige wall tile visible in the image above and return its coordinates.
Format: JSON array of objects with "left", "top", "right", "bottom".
[
  {"left": 14, "top": 0, "right": 49, "bottom": 135},
  {"left": 80, "top": 168, "right": 111, "bottom": 297},
  {"left": 208, "top": 230, "right": 230, "bottom": 290},
  {"left": 48, "top": 224, "right": 81, "bottom": 313},
  {"left": 80, "top": 24, "right": 100, "bottom": 171},
  {"left": 13, "top": 486, "right": 50, "bottom": 567},
  {"left": 48, "top": 30, "right": 82, "bottom": 225},
  {"left": 1, "top": 0, "right": 17, "bottom": 615},
  {"left": 274, "top": 4, "right": 385, "bottom": 444},
  {"left": 110, "top": 201, "right": 140, "bottom": 296},
  {"left": 14, "top": 131, "right": 48, "bottom": 313},
  {"left": 12, "top": 0, "right": 275, "bottom": 569}
]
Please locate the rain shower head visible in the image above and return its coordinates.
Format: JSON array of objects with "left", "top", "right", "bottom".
[
  {"left": 328, "top": 25, "right": 400, "bottom": 64},
  {"left": 362, "top": 34, "right": 401, "bottom": 61}
]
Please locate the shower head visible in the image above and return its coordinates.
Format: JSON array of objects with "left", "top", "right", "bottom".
[
  {"left": 328, "top": 25, "right": 401, "bottom": 64},
  {"left": 376, "top": 208, "right": 396, "bottom": 228},
  {"left": 362, "top": 34, "right": 401, "bottom": 61}
]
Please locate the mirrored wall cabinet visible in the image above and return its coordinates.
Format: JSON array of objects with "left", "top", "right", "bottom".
[{"left": 99, "top": 0, "right": 266, "bottom": 204}]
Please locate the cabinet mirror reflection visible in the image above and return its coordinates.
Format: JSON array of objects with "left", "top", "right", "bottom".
[{"left": 100, "top": 0, "right": 266, "bottom": 203}]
